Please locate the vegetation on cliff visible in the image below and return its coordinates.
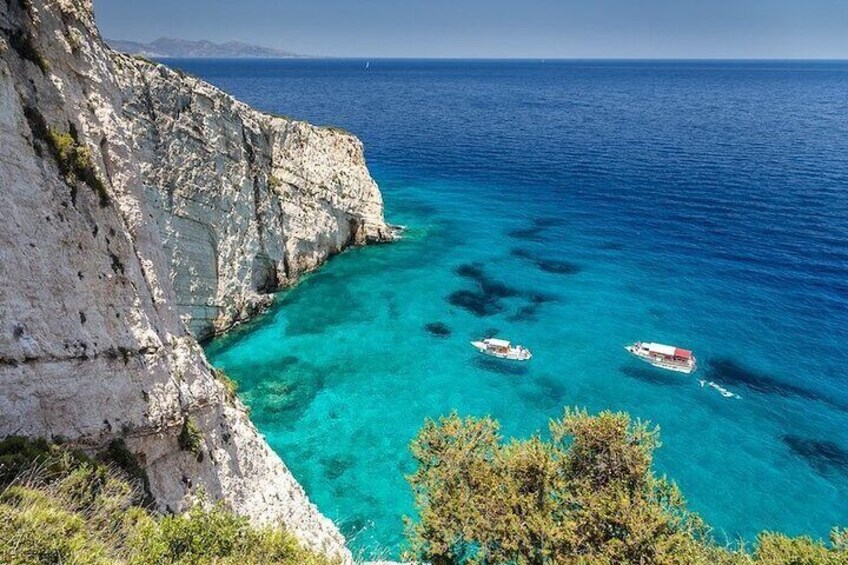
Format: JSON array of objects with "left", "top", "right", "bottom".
[
  {"left": 0, "top": 437, "right": 332, "bottom": 565},
  {"left": 21, "top": 106, "right": 109, "bottom": 207},
  {"left": 405, "top": 408, "right": 848, "bottom": 564}
]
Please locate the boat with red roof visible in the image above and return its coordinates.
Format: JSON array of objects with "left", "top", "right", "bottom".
[
  {"left": 625, "top": 342, "right": 697, "bottom": 374},
  {"left": 471, "top": 338, "right": 532, "bottom": 361}
]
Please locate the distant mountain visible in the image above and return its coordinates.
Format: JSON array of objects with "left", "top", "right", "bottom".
[{"left": 107, "top": 37, "right": 300, "bottom": 58}]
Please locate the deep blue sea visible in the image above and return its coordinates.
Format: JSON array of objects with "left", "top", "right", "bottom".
[{"left": 182, "top": 59, "right": 848, "bottom": 559}]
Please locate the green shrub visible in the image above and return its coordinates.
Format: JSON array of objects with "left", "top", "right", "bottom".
[
  {"left": 268, "top": 175, "right": 283, "bottom": 190},
  {"left": 22, "top": 106, "right": 109, "bottom": 206},
  {"left": 100, "top": 439, "right": 151, "bottom": 504},
  {"left": 0, "top": 436, "right": 92, "bottom": 487},
  {"left": 0, "top": 436, "right": 53, "bottom": 485},
  {"left": 0, "top": 439, "right": 334, "bottom": 564},
  {"left": 126, "top": 500, "right": 325, "bottom": 564},
  {"left": 213, "top": 368, "right": 239, "bottom": 401},
  {"left": 405, "top": 408, "right": 847, "bottom": 565},
  {"left": 178, "top": 417, "right": 203, "bottom": 458},
  {"left": 0, "top": 486, "right": 113, "bottom": 565}
]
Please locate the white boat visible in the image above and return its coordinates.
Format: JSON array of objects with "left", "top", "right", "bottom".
[
  {"left": 625, "top": 341, "right": 697, "bottom": 374},
  {"left": 471, "top": 338, "right": 532, "bottom": 361}
]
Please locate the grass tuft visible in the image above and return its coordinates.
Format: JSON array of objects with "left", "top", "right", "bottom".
[
  {"left": 23, "top": 106, "right": 109, "bottom": 206},
  {"left": 0, "top": 437, "right": 334, "bottom": 564},
  {"left": 213, "top": 368, "right": 239, "bottom": 401}
]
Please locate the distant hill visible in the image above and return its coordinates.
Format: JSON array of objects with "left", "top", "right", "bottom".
[{"left": 107, "top": 37, "right": 300, "bottom": 58}]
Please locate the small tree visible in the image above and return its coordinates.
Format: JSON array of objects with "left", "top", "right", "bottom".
[{"left": 407, "top": 408, "right": 843, "bottom": 564}]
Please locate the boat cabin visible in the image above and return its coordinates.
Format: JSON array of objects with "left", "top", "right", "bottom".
[
  {"left": 484, "top": 338, "right": 511, "bottom": 352},
  {"left": 643, "top": 342, "right": 692, "bottom": 362}
]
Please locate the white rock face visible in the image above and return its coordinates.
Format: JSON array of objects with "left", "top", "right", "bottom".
[
  {"left": 0, "top": 0, "right": 391, "bottom": 561},
  {"left": 114, "top": 56, "right": 393, "bottom": 338}
]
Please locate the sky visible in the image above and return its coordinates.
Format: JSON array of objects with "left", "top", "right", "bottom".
[{"left": 94, "top": 0, "right": 848, "bottom": 59}]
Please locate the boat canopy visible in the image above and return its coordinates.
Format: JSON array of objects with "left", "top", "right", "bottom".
[
  {"left": 674, "top": 348, "right": 692, "bottom": 359},
  {"left": 645, "top": 343, "right": 677, "bottom": 356},
  {"left": 486, "top": 338, "right": 511, "bottom": 348},
  {"left": 644, "top": 342, "right": 692, "bottom": 359}
]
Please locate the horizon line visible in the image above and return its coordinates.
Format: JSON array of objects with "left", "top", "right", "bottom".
[{"left": 153, "top": 56, "right": 848, "bottom": 62}]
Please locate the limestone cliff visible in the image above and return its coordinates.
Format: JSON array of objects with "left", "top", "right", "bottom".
[
  {"left": 114, "top": 55, "right": 393, "bottom": 338},
  {"left": 0, "top": 0, "right": 390, "bottom": 560}
]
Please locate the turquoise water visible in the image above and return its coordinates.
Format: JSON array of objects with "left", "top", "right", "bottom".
[{"left": 193, "top": 60, "right": 848, "bottom": 558}]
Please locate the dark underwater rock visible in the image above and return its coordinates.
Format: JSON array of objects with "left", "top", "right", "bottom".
[{"left": 425, "top": 322, "right": 452, "bottom": 337}]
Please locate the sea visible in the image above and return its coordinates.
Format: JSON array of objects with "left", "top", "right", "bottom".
[{"left": 173, "top": 59, "right": 848, "bottom": 559}]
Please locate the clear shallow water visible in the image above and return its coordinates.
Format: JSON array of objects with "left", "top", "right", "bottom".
[{"left": 187, "top": 59, "right": 848, "bottom": 558}]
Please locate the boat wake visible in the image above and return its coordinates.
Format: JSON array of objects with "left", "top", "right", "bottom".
[{"left": 699, "top": 379, "right": 741, "bottom": 400}]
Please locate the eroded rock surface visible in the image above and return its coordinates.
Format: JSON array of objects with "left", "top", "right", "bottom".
[
  {"left": 0, "top": 0, "right": 391, "bottom": 560},
  {"left": 115, "top": 55, "right": 393, "bottom": 338}
]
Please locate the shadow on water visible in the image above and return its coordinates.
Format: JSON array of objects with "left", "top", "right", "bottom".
[
  {"left": 447, "top": 262, "right": 560, "bottom": 318},
  {"left": 390, "top": 198, "right": 441, "bottom": 218},
  {"left": 424, "top": 322, "right": 452, "bottom": 337},
  {"left": 620, "top": 364, "right": 687, "bottom": 387},
  {"left": 516, "top": 373, "right": 568, "bottom": 409},
  {"left": 511, "top": 248, "right": 582, "bottom": 276},
  {"left": 533, "top": 217, "right": 566, "bottom": 228},
  {"left": 320, "top": 454, "right": 357, "bottom": 480},
  {"left": 507, "top": 289, "right": 559, "bottom": 323},
  {"left": 536, "top": 259, "right": 582, "bottom": 275},
  {"left": 455, "top": 262, "right": 521, "bottom": 298},
  {"left": 446, "top": 262, "right": 520, "bottom": 317},
  {"left": 473, "top": 355, "right": 530, "bottom": 376},
  {"left": 707, "top": 358, "right": 848, "bottom": 412},
  {"left": 507, "top": 227, "right": 548, "bottom": 241},
  {"left": 505, "top": 217, "right": 566, "bottom": 242},
  {"left": 203, "top": 302, "right": 286, "bottom": 358},
  {"left": 526, "top": 291, "right": 559, "bottom": 304},
  {"left": 507, "top": 304, "right": 540, "bottom": 322},
  {"left": 782, "top": 435, "right": 848, "bottom": 477},
  {"left": 447, "top": 289, "right": 505, "bottom": 317}
]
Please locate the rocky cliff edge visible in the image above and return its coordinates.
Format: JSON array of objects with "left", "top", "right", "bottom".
[{"left": 0, "top": 0, "right": 393, "bottom": 561}]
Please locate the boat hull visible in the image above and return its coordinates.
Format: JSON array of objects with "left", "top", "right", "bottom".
[
  {"left": 471, "top": 341, "right": 532, "bottom": 361},
  {"left": 625, "top": 345, "right": 696, "bottom": 374}
]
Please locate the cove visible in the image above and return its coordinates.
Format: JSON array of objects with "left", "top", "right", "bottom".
[{"left": 197, "top": 59, "right": 848, "bottom": 559}]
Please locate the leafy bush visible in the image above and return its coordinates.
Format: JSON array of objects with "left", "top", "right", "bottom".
[
  {"left": 128, "top": 501, "right": 329, "bottom": 565},
  {"left": 0, "top": 436, "right": 93, "bottom": 487},
  {"left": 178, "top": 417, "right": 203, "bottom": 459},
  {"left": 99, "top": 439, "right": 152, "bottom": 504},
  {"left": 0, "top": 438, "right": 333, "bottom": 564},
  {"left": 0, "top": 436, "right": 54, "bottom": 484},
  {"left": 405, "top": 408, "right": 847, "bottom": 564}
]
